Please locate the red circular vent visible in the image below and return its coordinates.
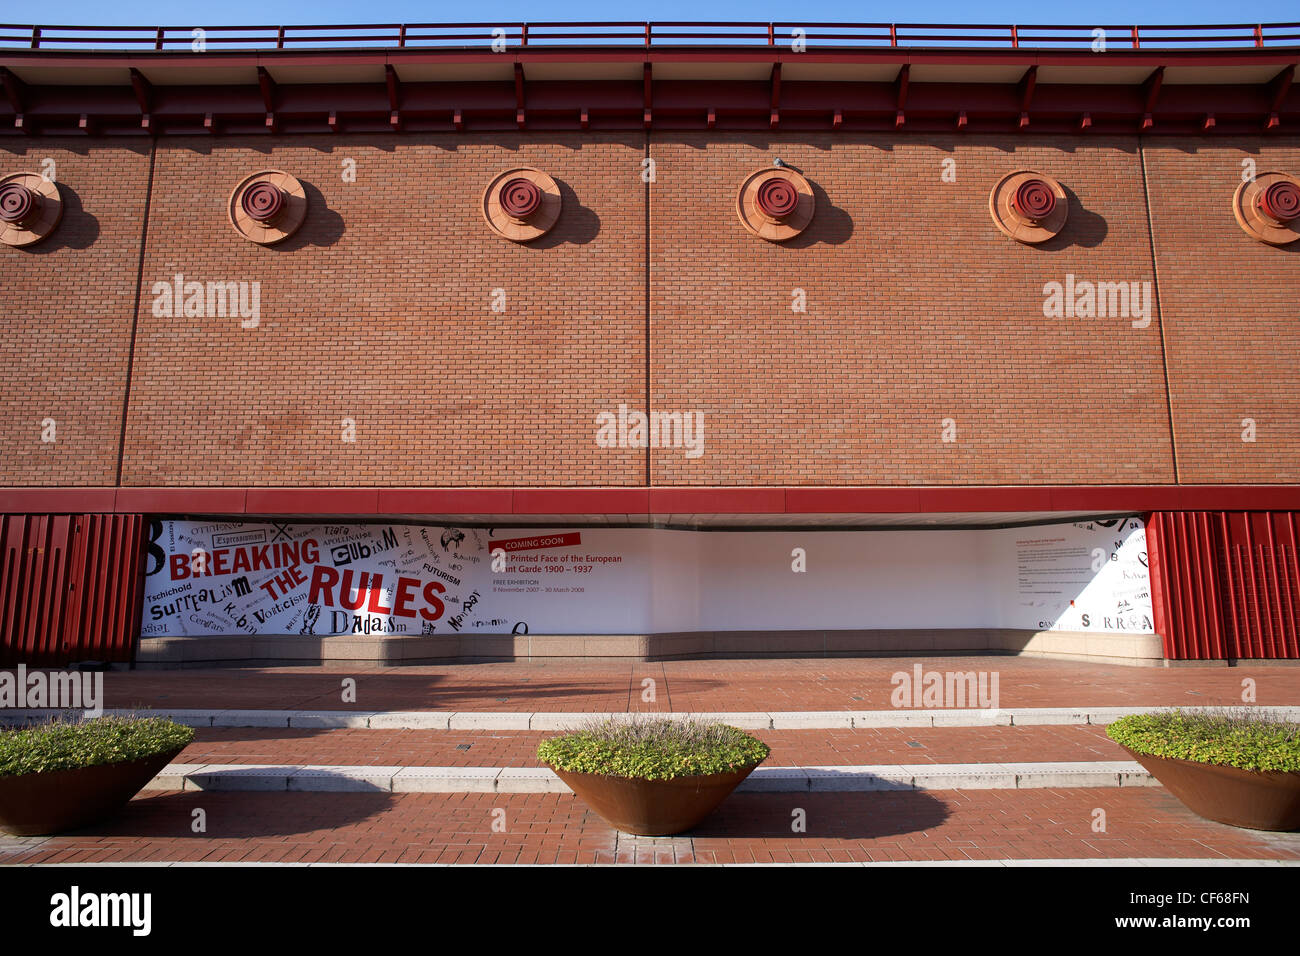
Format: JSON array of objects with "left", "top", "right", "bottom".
[
  {"left": 500, "top": 178, "right": 543, "bottom": 219},
  {"left": 240, "top": 181, "right": 286, "bottom": 223},
  {"left": 1011, "top": 179, "right": 1057, "bottom": 221},
  {"left": 1258, "top": 180, "right": 1300, "bottom": 223},
  {"left": 0, "top": 182, "right": 40, "bottom": 227},
  {"left": 756, "top": 177, "right": 799, "bottom": 219}
]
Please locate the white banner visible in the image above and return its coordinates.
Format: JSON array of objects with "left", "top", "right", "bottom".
[{"left": 139, "top": 516, "right": 1153, "bottom": 637}]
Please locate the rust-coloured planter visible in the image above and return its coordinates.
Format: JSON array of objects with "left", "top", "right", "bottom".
[
  {"left": 549, "top": 762, "right": 763, "bottom": 836},
  {"left": 1121, "top": 746, "right": 1300, "bottom": 831},
  {"left": 0, "top": 749, "right": 182, "bottom": 836}
]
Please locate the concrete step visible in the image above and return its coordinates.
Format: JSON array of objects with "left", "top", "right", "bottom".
[
  {"left": 6, "top": 704, "right": 1293, "bottom": 730},
  {"left": 143, "top": 759, "right": 1158, "bottom": 793}
]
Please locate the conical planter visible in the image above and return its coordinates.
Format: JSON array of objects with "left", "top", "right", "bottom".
[
  {"left": 1121, "top": 746, "right": 1300, "bottom": 831},
  {"left": 550, "top": 762, "right": 762, "bottom": 836},
  {"left": 0, "top": 749, "right": 182, "bottom": 836}
]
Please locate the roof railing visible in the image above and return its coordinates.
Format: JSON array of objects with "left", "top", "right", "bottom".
[{"left": 1, "top": 21, "right": 1298, "bottom": 53}]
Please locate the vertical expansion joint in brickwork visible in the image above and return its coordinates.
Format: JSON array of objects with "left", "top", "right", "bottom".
[
  {"left": 1137, "top": 138, "right": 1179, "bottom": 484},
  {"left": 116, "top": 140, "right": 157, "bottom": 487},
  {"left": 644, "top": 131, "right": 652, "bottom": 487}
]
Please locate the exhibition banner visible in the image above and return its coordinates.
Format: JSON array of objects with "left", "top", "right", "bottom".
[{"left": 139, "top": 516, "right": 1153, "bottom": 637}]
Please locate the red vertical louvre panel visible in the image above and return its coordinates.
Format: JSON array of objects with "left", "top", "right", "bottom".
[
  {"left": 1153, "top": 510, "right": 1300, "bottom": 661},
  {"left": 0, "top": 514, "right": 146, "bottom": 666},
  {"left": 1216, "top": 511, "right": 1242, "bottom": 657},
  {"left": 1285, "top": 514, "right": 1300, "bottom": 649},
  {"left": 1264, "top": 515, "right": 1286, "bottom": 655},
  {"left": 1243, "top": 514, "right": 1271, "bottom": 657},
  {"left": 1178, "top": 512, "right": 1205, "bottom": 657},
  {"left": 1145, "top": 511, "right": 1175, "bottom": 658},
  {"left": 61, "top": 514, "right": 145, "bottom": 664},
  {"left": 0, "top": 515, "right": 73, "bottom": 666},
  {"left": 1196, "top": 511, "right": 1227, "bottom": 659},
  {"left": 1145, "top": 511, "right": 1228, "bottom": 660}
]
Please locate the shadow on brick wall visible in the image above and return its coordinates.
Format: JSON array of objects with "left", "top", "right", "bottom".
[
  {"left": 1039, "top": 185, "right": 1108, "bottom": 250},
  {"left": 531, "top": 178, "right": 601, "bottom": 248},
  {"left": 274, "top": 180, "right": 345, "bottom": 251},
  {"left": 21, "top": 183, "right": 99, "bottom": 254},
  {"left": 786, "top": 179, "right": 853, "bottom": 248}
]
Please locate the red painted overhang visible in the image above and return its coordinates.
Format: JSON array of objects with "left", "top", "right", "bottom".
[
  {"left": 2, "top": 486, "right": 1298, "bottom": 522},
  {"left": 1, "top": 24, "right": 1296, "bottom": 136}
]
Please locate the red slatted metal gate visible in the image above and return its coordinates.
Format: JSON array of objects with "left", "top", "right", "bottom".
[
  {"left": 0, "top": 514, "right": 146, "bottom": 666},
  {"left": 1147, "top": 510, "right": 1300, "bottom": 660}
]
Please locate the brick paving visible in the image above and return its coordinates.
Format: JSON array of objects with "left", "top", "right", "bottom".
[
  {"left": 7, "top": 658, "right": 1297, "bottom": 866},
  {"left": 3, "top": 788, "right": 1297, "bottom": 865},
  {"left": 174, "top": 724, "right": 1126, "bottom": 768},
  {"left": 104, "top": 657, "right": 1300, "bottom": 713}
]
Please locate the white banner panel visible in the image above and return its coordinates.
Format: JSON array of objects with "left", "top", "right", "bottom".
[{"left": 139, "top": 516, "right": 1153, "bottom": 637}]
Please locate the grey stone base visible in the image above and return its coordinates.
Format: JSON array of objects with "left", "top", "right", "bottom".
[{"left": 135, "top": 628, "right": 1167, "bottom": 668}]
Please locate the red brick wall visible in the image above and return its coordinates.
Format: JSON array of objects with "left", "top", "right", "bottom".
[
  {"left": 120, "top": 134, "right": 646, "bottom": 486},
  {"left": 0, "top": 141, "right": 152, "bottom": 485},
  {"left": 650, "top": 133, "right": 1174, "bottom": 485},
  {"left": 1142, "top": 137, "right": 1300, "bottom": 484},
  {"left": 1, "top": 131, "right": 1297, "bottom": 489}
]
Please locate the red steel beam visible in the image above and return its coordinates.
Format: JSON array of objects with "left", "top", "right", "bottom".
[{"left": 3, "top": 486, "right": 1300, "bottom": 517}]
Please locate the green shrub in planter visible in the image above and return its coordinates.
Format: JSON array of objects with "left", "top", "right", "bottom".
[
  {"left": 0, "top": 715, "right": 195, "bottom": 777},
  {"left": 0, "top": 715, "right": 197, "bottom": 835},
  {"left": 538, "top": 717, "right": 770, "bottom": 781},
  {"left": 1106, "top": 708, "right": 1300, "bottom": 773}
]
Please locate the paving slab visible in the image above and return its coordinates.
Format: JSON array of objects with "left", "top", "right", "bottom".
[
  {"left": 367, "top": 711, "right": 452, "bottom": 729},
  {"left": 495, "top": 768, "right": 572, "bottom": 794},
  {"left": 185, "top": 764, "right": 294, "bottom": 791},
  {"left": 903, "top": 763, "right": 1020, "bottom": 790},
  {"left": 390, "top": 767, "right": 500, "bottom": 793},
  {"left": 288, "top": 766, "right": 399, "bottom": 792},
  {"left": 287, "top": 712, "right": 378, "bottom": 729}
]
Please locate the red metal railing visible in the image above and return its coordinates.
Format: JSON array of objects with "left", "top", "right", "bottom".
[
  {"left": 0, "top": 21, "right": 1298, "bottom": 53},
  {"left": 1147, "top": 511, "right": 1300, "bottom": 661}
]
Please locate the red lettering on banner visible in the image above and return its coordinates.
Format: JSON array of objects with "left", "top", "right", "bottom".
[
  {"left": 393, "top": 577, "right": 420, "bottom": 618},
  {"left": 308, "top": 565, "right": 339, "bottom": 606},
  {"left": 251, "top": 545, "right": 272, "bottom": 571},
  {"left": 421, "top": 581, "right": 446, "bottom": 621},
  {"left": 170, "top": 553, "right": 190, "bottom": 580},
  {"left": 231, "top": 548, "right": 252, "bottom": 573},
  {"left": 339, "top": 570, "right": 367, "bottom": 610},
  {"left": 367, "top": 573, "right": 393, "bottom": 614},
  {"left": 212, "top": 548, "right": 229, "bottom": 575}
]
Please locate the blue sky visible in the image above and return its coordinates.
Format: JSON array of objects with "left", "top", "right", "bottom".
[{"left": 20, "top": 1, "right": 1300, "bottom": 27}]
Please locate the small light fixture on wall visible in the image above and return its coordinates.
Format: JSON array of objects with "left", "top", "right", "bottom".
[
  {"left": 228, "top": 170, "right": 308, "bottom": 245},
  {"left": 989, "top": 170, "right": 1068, "bottom": 244},
  {"left": 0, "top": 172, "right": 63, "bottom": 248},
  {"left": 1233, "top": 171, "right": 1300, "bottom": 246},
  {"left": 482, "top": 167, "right": 562, "bottom": 242},
  {"left": 736, "top": 166, "right": 815, "bottom": 242}
]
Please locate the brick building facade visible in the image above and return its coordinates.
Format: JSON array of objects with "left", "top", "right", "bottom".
[{"left": 1, "top": 23, "right": 1298, "bottom": 666}]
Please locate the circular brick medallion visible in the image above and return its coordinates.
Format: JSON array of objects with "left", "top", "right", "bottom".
[
  {"left": 228, "top": 170, "right": 307, "bottom": 245},
  {"left": 737, "top": 167, "right": 815, "bottom": 242},
  {"left": 482, "top": 168, "right": 561, "bottom": 242},
  {"left": 989, "top": 170, "right": 1068, "bottom": 244},
  {"left": 0, "top": 172, "right": 63, "bottom": 248},
  {"left": 1233, "top": 171, "right": 1300, "bottom": 246}
]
